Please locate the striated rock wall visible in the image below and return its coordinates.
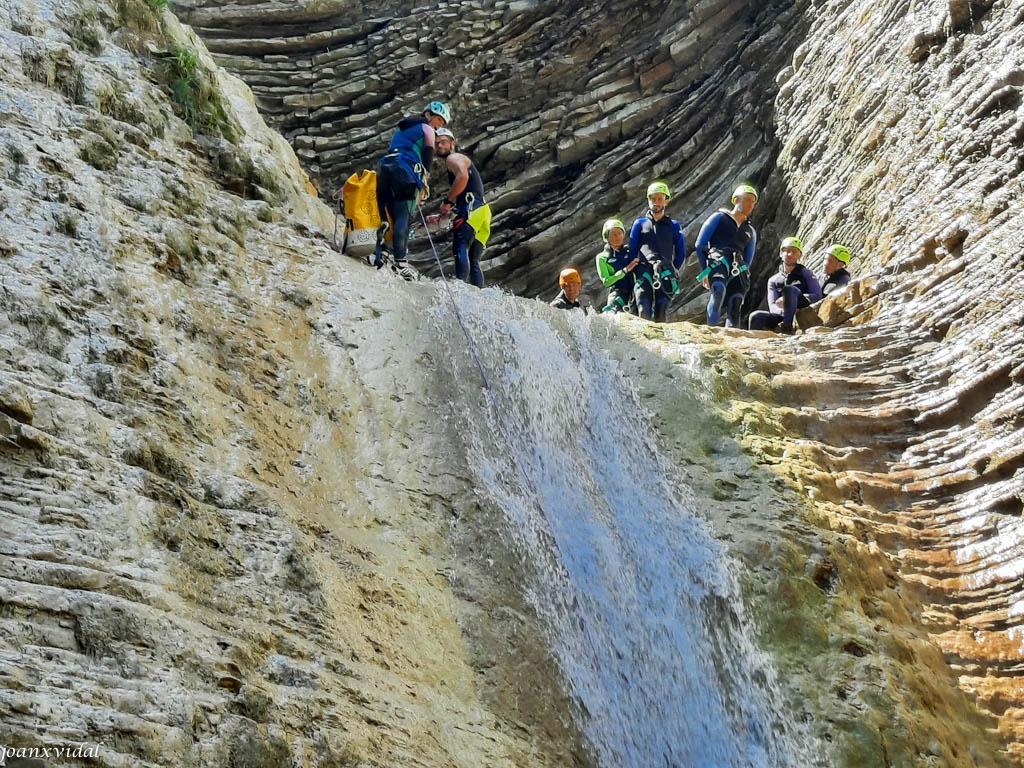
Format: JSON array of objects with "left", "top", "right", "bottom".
[
  {"left": 170, "top": 0, "right": 806, "bottom": 299},
  {"left": 765, "top": 0, "right": 1024, "bottom": 760},
  {"left": 176, "top": 0, "right": 1024, "bottom": 759},
  {"left": 3, "top": 0, "right": 1024, "bottom": 766},
  {"left": 0, "top": 3, "right": 585, "bottom": 765}
]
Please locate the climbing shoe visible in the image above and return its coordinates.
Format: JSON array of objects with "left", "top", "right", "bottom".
[{"left": 392, "top": 260, "right": 419, "bottom": 282}]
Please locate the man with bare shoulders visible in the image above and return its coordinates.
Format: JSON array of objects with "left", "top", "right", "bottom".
[{"left": 433, "top": 127, "right": 491, "bottom": 287}]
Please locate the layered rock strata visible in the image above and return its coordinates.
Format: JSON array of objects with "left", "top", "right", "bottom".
[
  {"left": 767, "top": 0, "right": 1024, "bottom": 759},
  {"left": 171, "top": 0, "right": 806, "bottom": 299},
  {"left": 0, "top": 4, "right": 584, "bottom": 765},
  {"left": 179, "top": 0, "right": 1024, "bottom": 759},
  {"left": 2, "top": 0, "right": 1024, "bottom": 766}
]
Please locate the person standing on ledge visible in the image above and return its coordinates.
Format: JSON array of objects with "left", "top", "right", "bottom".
[
  {"left": 551, "top": 267, "right": 583, "bottom": 310},
  {"left": 695, "top": 184, "right": 758, "bottom": 328},
  {"left": 374, "top": 100, "right": 451, "bottom": 280},
  {"left": 432, "top": 127, "right": 491, "bottom": 288},
  {"left": 748, "top": 236, "right": 822, "bottom": 333},
  {"left": 629, "top": 181, "right": 686, "bottom": 323},
  {"left": 596, "top": 218, "right": 640, "bottom": 313},
  {"left": 820, "top": 244, "right": 853, "bottom": 297}
]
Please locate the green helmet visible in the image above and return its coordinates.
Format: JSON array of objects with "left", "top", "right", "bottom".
[
  {"left": 827, "top": 244, "right": 852, "bottom": 264},
  {"left": 780, "top": 236, "right": 804, "bottom": 253},
  {"left": 425, "top": 101, "right": 451, "bottom": 124},
  {"left": 602, "top": 218, "right": 626, "bottom": 241},
  {"left": 647, "top": 181, "right": 671, "bottom": 200},
  {"left": 731, "top": 184, "right": 759, "bottom": 203}
]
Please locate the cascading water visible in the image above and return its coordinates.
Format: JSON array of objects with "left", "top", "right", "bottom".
[{"left": 426, "top": 285, "right": 818, "bottom": 768}]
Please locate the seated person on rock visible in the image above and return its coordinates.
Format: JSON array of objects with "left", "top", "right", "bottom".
[
  {"left": 748, "top": 237, "right": 822, "bottom": 334},
  {"left": 819, "top": 244, "right": 853, "bottom": 297},
  {"left": 695, "top": 184, "right": 758, "bottom": 328},
  {"left": 629, "top": 182, "right": 686, "bottom": 323},
  {"left": 596, "top": 218, "right": 640, "bottom": 313},
  {"left": 550, "top": 267, "right": 583, "bottom": 310}
]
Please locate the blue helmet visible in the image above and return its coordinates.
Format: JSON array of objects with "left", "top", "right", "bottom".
[{"left": 425, "top": 101, "right": 451, "bottom": 124}]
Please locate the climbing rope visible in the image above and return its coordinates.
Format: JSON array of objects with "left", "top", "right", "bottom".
[{"left": 415, "top": 203, "right": 617, "bottom": 714}]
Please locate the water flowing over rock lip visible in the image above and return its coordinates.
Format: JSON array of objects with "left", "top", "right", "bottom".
[{"left": 2, "top": 0, "right": 1024, "bottom": 766}]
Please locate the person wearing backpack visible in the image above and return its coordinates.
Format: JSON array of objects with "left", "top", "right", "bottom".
[{"left": 374, "top": 101, "right": 451, "bottom": 280}]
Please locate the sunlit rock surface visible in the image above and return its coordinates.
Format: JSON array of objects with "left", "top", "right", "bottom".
[
  {"left": 0, "top": 4, "right": 583, "bottom": 765},
  {"left": 2, "top": 0, "right": 1024, "bottom": 766},
  {"left": 181, "top": 0, "right": 1024, "bottom": 758}
]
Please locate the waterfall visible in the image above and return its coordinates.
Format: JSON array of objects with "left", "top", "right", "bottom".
[{"left": 426, "top": 285, "right": 816, "bottom": 768}]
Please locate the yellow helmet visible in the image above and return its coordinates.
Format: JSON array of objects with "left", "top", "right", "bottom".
[
  {"left": 827, "top": 244, "right": 852, "bottom": 264},
  {"left": 647, "top": 181, "right": 671, "bottom": 200},
  {"left": 731, "top": 184, "right": 759, "bottom": 203},
  {"left": 780, "top": 236, "right": 804, "bottom": 253},
  {"left": 601, "top": 218, "right": 627, "bottom": 241}
]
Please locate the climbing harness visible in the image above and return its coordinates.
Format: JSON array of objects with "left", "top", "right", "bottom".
[{"left": 697, "top": 248, "right": 748, "bottom": 284}]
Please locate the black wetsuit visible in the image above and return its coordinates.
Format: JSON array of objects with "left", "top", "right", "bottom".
[
  {"left": 447, "top": 159, "right": 488, "bottom": 287},
  {"left": 821, "top": 267, "right": 851, "bottom": 296},
  {"left": 695, "top": 210, "right": 757, "bottom": 327},
  {"left": 550, "top": 290, "right": 581, "bottom": 310},
  {"left": 375, "top": 116, "right": 433, "bottom": 268}
]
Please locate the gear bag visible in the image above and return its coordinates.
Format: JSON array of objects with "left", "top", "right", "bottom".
[{"left": 340, "top": 170, "right": 384, "bottom": 260}]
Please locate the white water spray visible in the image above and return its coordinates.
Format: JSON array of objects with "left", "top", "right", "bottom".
[{"left": 427, "top": 286, "right": 817, "bottom": 768}]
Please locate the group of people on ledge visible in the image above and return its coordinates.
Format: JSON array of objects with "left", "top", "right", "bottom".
[
  {"left": 370, "top": 101, "right": 853, "bottom": 333},
  {"left": 552, "top": 181, "right": 854, "bottom": 333}
]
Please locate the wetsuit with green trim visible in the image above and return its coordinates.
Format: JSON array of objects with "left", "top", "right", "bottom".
[
  {"left": 695, "top": 210, "right": 756, "bottom": 327},
  {"left": 596, "top": 244, "right": 636, "bottom": 313},
  {"left": 375, "top": 116, "right": 434, "bottom": 270},
  {"left": 628, "top": 213, "right": 686, "bottom": 322},
  {"left": 446, "top": 159, "right": 490, "bottom": 288}
]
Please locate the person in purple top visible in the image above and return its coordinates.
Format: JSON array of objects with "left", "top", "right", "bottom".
[
  {"left": 695, "top": 184, "right": 758, "bottom": 328},
  {"left": 374, "top": 101, "right": 451, "bottom": 279},
  {"left": 747, "top": 237, "right": 822, "bottom": 333},
  {"left": 629, "top": 181, "right": 686, "bottom": 323}
]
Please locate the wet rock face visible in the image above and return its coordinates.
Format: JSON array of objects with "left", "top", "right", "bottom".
[
  {"left": 0, "top": 3, "right": 585, "bottom": 766},
  {"left": 177, "top": 0, "right": 1024, "bottom": 759},
  {"left": 4, "top": 0, "right": 1024, "bottom": 765},
  {"left": 768, "top": 0, "right": 1024, "bottom": 761},
  {"left": 171, "top": 0, "right": 806, "bottom": 298}
]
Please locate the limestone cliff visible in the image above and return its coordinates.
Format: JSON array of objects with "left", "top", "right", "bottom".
[
  {"left": 170, "top": 0, "right": 803, "bottom": 300},
  {"left": 2, "top": 0, "right": 1024, "bottom": 767},
  {"left": 0, "top": 3, "right": 584, "bottom": 765},
  {"left": 177, "top": 0, "right": 1024, "bottom": 759}
]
